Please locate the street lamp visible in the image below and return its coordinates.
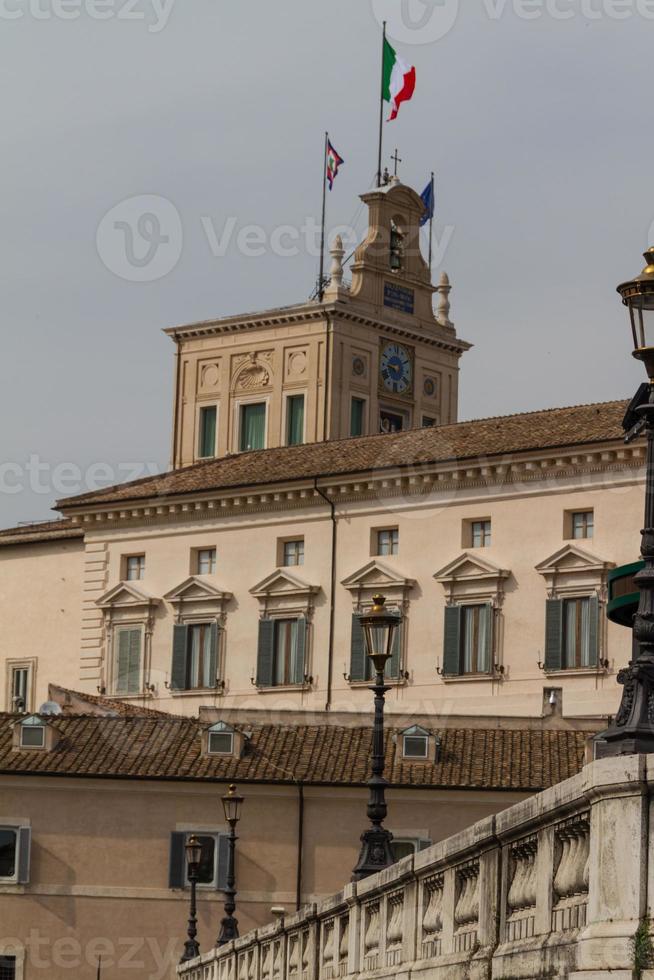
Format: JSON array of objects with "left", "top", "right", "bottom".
[
  {"left": 352, "top": 594, "right": 400, "bottom": 881},
  {"left": 179, "top": 834, "right": 202, "bottom": 964},
  {"left": 597, "top": 247, "right": 654, "bottom": 756},
  {"left": 217, "top": 784, "right": 244, "bottom": 945}
]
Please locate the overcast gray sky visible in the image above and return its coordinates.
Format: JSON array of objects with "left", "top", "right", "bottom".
[{"left": 1, "top": 0, "right": 651, "bottom": 527}]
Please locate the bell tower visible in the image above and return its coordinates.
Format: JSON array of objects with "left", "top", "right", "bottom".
[{"left": 167, "top": 179, "right": 470, "bottom": 468}]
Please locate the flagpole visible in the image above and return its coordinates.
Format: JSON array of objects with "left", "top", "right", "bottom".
[
  {"left": 428, "top": 171, "right": 434, "bottom": 279},
  {"left": 318, "top": 131, "right": 328, "bottom": 301},
  {"left": 376, "top": 21, "right": 386, "bottom": 188},
  {"left": 96, "top": 957, "right": 102, "bottom": 980}
]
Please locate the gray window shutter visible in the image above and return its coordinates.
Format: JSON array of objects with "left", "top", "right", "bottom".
[
  {"left": 171, "top": 624, "right": 189, "bottom": 690},
  {"left": 544, "top": 598, "right": 564, "bottom": 672},
  {"left": 18, "top": 827, "right": 31, "bottom": 884},
  {"left": 128, "top": 629, "right": 142, "bottom": 693},
  {"left": 481, "top": 603, "right": 493, "bottom": 674},
  {"left": 588, "top": 594, "right": 600, "bottom": 667},
  {"left": 256, "top": 618, "right": 275, "bottom": 687},
  {"left": 217, "top": 833, "right": 230, "bottom": 892},
  {"left": 115, "top": 629, "right": 131, "bottom": 694},
  {"left": 386, "top": 615, "right": 402, "bottom": 680},
  {"left": 168, "top": 832, "right": 186, "bottom": 889},
  {"left": 418, "top": 838, "right": 432, "bottom": 852},
  {"left": 443, "top": 606, "right": 462, "bottom": 676},
  {"left": 350, "top": 613, "right": 366, "bottom": 682},
  {"left": 208, "top": 621, "right": 219, "bottom": 686},
  {"left": 293, "top": 617, "right": 307, "bottom": 685}
]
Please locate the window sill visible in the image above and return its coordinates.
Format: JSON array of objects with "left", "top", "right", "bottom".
[
  {"left": 440, "top": 673, "right": 496, "bottom": 684},
  {"left": 348, "top": 679, "right": 408, "bottom": 689},
  {"left": 105, "top": 693, "right": 154, "bottom": 701},
  {"left": 170, "top": 687, "right": 224, "bottom": 697},
  {"left": 255, "top": 683, "right": 312, "bottom": 694},
  {"left": 544, "top": 666, "right": 609, "bottom": 678}
]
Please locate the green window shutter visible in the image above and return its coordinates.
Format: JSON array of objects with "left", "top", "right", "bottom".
[
  {"left": 293, "top": 617, "right": 307, "bottom": 685},
  {"left": 350, "top": 613, "right": 367, "bottom": 682},
  {"left": 127, "top": 629, "right": 142, "bottom": 694},
  {"left": 168, "top": 832, "right": 186, "bottom": 889},
  {"left": 171, "top": 624, "right": 189, "bottom": 690},
  {"left": 17, "top": 827, "right": 31, "bottom": 884},
  {"left": 115, "top": 629, "right": 131, "bottom": 694},
  {"left": 199, "top": 406, "right": 217, "bottom": 458},
  {"left": 544, "top": 598, "right": 564, "bottom": 672},
  {"left": 287, "top": 396, "right": 305, "bottom": 446},
  {"left": 386, "top": 615, "right": 402, "bottom": 680},
  {"left": 588, "top": 595, "right": 600, "bottom": 668},
  {"left": 256, "top": 618, "right": 275, "bottom": 687},
  {"left": 418, "top": 838, "right": 432, "bottom": 852},
  {"left": 217, "top": 834, "right": 230, "bottom": 892},
  {"left": 208, "top": 621, "right": 219, "bottom": 686},
  {"left": 443, "top": 606, "right": 462, "bottom": 676}
]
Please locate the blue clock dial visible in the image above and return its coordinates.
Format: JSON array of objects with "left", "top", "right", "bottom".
[{"left": 380, "top": 343, "right": 412, "bottom": 394}]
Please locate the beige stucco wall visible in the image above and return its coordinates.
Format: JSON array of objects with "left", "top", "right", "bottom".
[
  {"left": 3, "top": 457, "right": 635, "bottom": 721},
  {"left": 0, "top": 539, "right": 84, "bottom": 712},
  {"left": 0, "top": 775, "right": 526, "bottom": 979}
]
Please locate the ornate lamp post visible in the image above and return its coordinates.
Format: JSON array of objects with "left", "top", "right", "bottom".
[
  {"left": 179, "top": 834, "right": 202, "bottom": 963},
  {"left": 598, "top": 247, "right": 654, "bottom": 756},
  {"left": 352, "top": 594, "right": 400, "bottom": 881},
  {"left": 217, "top": 784, "right": 244, "bottom": 945}
]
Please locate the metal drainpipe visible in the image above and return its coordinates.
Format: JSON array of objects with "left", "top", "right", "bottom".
[
  {"left": 295, "top": 783, "right": 304, "bottom": 910},
  {"left": 314, "top": 479, "right": 336, "bottom": 712}
]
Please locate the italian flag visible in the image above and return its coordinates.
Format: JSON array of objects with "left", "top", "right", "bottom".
[{"left": 382, "top": 38, "right": 416, "bottom": 121}]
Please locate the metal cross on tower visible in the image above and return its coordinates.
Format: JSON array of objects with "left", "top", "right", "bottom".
[{"left": 391, "top": 149, "right": 402, "bottom": 177}]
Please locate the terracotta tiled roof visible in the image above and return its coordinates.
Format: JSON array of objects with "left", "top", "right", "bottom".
[
  {"left": 49, "top": 685, "right": 184, "bottom": 719},
  {"left": 0, "top": 519, "right": 83, "bottom": 546},
  {"left": 56, "top": 399, "right": 630, "bottom": 510},
  {"left": 0, "top": 714, "right": 590, "bottom": 791}
]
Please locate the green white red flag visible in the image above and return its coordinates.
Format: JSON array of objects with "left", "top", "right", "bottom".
[{"left": 382, "top": 38, "right": 416, "bottom": 121}]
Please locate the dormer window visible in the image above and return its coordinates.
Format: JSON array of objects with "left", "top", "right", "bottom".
[
  {"left": 19, "top": 716, "right": 46, "bottom": 750},
  {"left": 402, "top": 725, "right": 430, "bottom": 760},
  {"left": 206, "top": 721, "right": 237, "bottom": 756}
]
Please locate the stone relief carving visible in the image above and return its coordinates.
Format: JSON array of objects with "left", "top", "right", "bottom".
[{"left": 232, "top": 351, "right": 274, "bottom": 392}]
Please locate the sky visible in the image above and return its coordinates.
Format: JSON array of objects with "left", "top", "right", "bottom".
[{"left": 1, "top": 0, "right": 652, "bottom": 527}]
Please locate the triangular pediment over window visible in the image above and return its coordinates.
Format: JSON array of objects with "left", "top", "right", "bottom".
[
  {"left": 535, "top": 544, "right": 614, "bottom": 577},
  {"left": 250, "top": 569, "right": 320, "bottom": 599},
  {"left": 341, "top": 560, "right": 416, "bottom": 593},
  {"left": 96, "top": 582, "right": 160, "bottom": 610},
  {"left": 434, "top": 553, "right": 510, "bottom": 605},
  {"left": 164, "top": 576, "right": 233, "bottom": 605}
]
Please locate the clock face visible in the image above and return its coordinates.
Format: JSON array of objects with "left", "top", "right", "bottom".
[{"left": 380, "top": 342, "right": 412, "bottom": 395}]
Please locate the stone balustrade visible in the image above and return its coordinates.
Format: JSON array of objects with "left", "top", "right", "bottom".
[{"left": 179, "top": 755, "right": 653, "bottom": 980}]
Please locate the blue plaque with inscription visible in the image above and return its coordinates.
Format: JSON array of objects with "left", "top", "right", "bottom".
[{"left": 383, "top": 282, "right": 415, "bottom": 315}]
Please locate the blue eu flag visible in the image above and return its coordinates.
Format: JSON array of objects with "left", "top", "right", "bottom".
[{"left": 420, "top": 179, "right": 435, "bottom": 226}]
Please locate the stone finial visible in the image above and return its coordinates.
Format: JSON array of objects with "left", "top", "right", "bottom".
[
  {"left": 329, "top": 235, "right": 344, "bottom": 288},
  {"left": 436, "top": 271, "right": 453, "bottom": 327}
]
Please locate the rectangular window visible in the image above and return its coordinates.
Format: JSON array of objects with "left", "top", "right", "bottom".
[
  {"left": 189, "top": 834, "right": 217, "bottom": 886},
  {"left": 0, "top": 830, "right": 17, "bottom": 881},
  {"left": 239, "top": 403, "right": 266, "bottom": 452},
  {"left": 197, "top": 548, "right": 217, "bottom": 575},
  {"left": 124, "top": 555, "right": 145, "bottom": 581},
  {"left": 198, "top": 406, "right": 217, "bottom": 459},
  {"left": 572, "top": 511, "right": 594, "bottom": 540},
  {"left": 403, "top": 734, "right": 428, "bottom": 758},
  {"left": 422, "top": 416, "right": 436, "bottom": 428},
  {"left": 379, "top": 407, "right": 409, "bottom": 433},
  {"left": 20, "top": 725, "right": 44, "bottom": 749},
  {"left": 0, "top": 956, "right": 15, "bottom": 980},
  {"left": 187, "top": 624, "right": 216, "bottom": 690},
  {"left": 461, "top": 604, "right": 492, "bottom": 674},
  {"left": 273, "top": 619, "right": 302, "bottom": 686},
  {"left": 563, "top": 597, "right": 597, "bottom": 668},
  {"left": 390, "top": 838, "right": 432, "bottom": 863},
  {"left": 283, "top": 540, "right": 304, "bottom": 567},
  {"left": 350, "top": 397, "right": 365, "bottom": 437},
  {"left": 114, "top": 627, "right": 142, "bottom": 695},
  {"left": 376, "top": 528, "right": 399, "bottom": 556},
  {"left": 208, "top": 731, "right": 234, "bottom": 755},
  {"left": 286, "top": 395, "right": 305, "bottom": 446},
  {"left": 10, "top": 666, "right": 30, "bottom": 712},
  {"left": 471, "top": 520, "right": 491, "bottom": 549}
]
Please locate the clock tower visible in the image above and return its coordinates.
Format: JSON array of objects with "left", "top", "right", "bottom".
[{"left": 167, "top": 177, "right": 470, "bottom": 468}]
